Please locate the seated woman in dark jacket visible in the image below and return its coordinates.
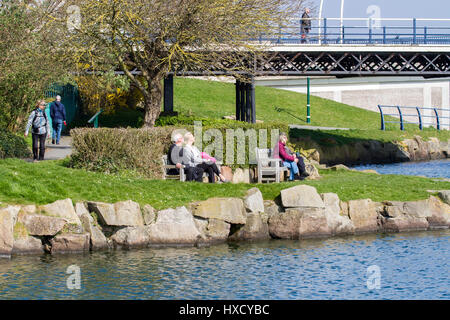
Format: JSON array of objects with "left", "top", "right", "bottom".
[{"left": 273, "top": 132, "right": 309, "bottom": 181}]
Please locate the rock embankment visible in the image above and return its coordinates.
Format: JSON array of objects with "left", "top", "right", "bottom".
[
  {"left": 1, "top": 186, "right": 449, "bottom": 258},
  {"left": 292, "top": 135, "right": 450, "bottom": 166}
]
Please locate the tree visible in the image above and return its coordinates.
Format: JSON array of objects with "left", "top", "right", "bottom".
[
  {"left": 45, "top": 0, "right": 305, "bottom": 127},
  {"left": 0, "top": 0, "right": 70, "bottom": 132}
]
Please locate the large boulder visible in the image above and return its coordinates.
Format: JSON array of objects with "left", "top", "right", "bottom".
[
  {"left": 321, "top": 193, "right": 355, "bottom": 235},
  {"left": 50, "top": 233, "right": 90, "bottom": 254},
  {"left": 229, "top": 212, "right": 270, "bottom": 241},
  {"left": 195, "top": 218, "right": 231, "bottom": 242},
  {"left": 110, "top": 226, "right": 150, "bottom": 249},
  {"left": 380, "top": 199, "right": 439, "bottom": 232},
  {"left": 0, "top": 206, "right": 20, "bottom": 257},
  {"left": 142, "top": 205, "right": 156, "bottom": 225},
  {"left": 438, "top": 190, "right": 450, "bottom": 206},
  {"left": 269, "top": 207, "right": 330, "bottom": 239},
  {"left": 347, "top": 199, "right": 380, "bottom": 233},
  {"left": 280, "top": 185, "right": 325, "bottom": 209},
  {"left": 243, "top": 188, "right": 264, "bottom": 213},
  {"left": 75, "top": 202, "right": 89, "bottom": 217},
  {"left": 148, "top": 207, "right": 202, "bottom": 245},
  {"left": 192, "top": 198, "right": 247, "bottom": 225},
  {"left": 19, "top": 214, "right": 67, "bottom": 236},
  {"left": 40, "top": 199, "right": 81, "bottom": 226},
  {"left": 87, "top": 201, "right": 144, "bottom": 227},
  {"left": 80, "top": 213, "right": 109, "bottom": 250},
  {"left": 232, "top": 168, "right": 250, "bottom": 184},
  {"left": 12, "top": 236, "right": 44, "bottom": 255},
  {"left": 263, "top": 200, "right": 281, "bottom": 223},
  {"left": 427, "top": 196, "right": 450, "bottom": 228}
]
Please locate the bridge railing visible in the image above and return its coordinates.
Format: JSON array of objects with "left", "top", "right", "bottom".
[
  {"left": 259, "top": 18, "right": 450, "bottom": 45},
  {"left": 377, "top": 105, "right": 450, "bottom": 131}
]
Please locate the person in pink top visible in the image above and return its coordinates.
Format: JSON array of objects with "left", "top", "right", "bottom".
[{"left": 273, "top": 132, "right": 309, "bottom": 181}]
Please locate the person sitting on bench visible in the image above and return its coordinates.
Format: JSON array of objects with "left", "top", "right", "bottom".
[
  {"left": 167, "top": 132, "right": 204, "bottom": 182},
  {"left": 183, "top": 132, "right": 228, "bottom": 183},
  {"left": 273, "top": 132, "right": 309, "bottom": 181}
]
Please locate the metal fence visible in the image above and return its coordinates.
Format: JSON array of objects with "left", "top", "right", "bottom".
[
  {"left": 259, "top": 18, "right": 450, "bottom": 45},
  {"left": 377, "top": 105, "right": 450, "bottom": 131}
]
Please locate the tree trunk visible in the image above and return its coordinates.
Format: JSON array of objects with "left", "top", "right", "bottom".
[{"left": 143, "top": 75, "right": 163, "bottom": 127}]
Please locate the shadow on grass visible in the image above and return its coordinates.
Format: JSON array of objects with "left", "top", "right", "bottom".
[{"left": 274, "top": 106, "right": 307, "bottom": 124}]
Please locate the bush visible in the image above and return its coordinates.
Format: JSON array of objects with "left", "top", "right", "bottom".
[
  {"left": 70, "top": 121, "right": 289, "bottom": 177},
  {"left": 0, "top": 130, "right": 32, "bottom": 159}
]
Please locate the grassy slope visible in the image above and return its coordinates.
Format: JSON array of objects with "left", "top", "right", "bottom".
[
  {"left": 1, "top": 159, "right": 448, "bottom": 210},
  {"left": 92, "top": 78, "right": 450, "bottom": 142}
]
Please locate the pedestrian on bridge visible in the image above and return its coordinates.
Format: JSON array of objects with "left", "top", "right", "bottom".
[
  {"left": 301, "top": 8, "right": 311, "bottom": 44},
  {"left": 49, "top": 95, "right": 66, "bottom": 145}
]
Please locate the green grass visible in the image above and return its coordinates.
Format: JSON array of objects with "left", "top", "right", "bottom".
[
  {"left": 1, "top": 158, "right": 448, "bottom": 210},
  {"left": 174, "top": 78, "right": 384, "bottom": 129}
]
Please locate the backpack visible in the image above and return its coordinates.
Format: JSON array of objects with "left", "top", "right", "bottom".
[{"left": 32, "top": 108, "right": 48, "bottom": 132}]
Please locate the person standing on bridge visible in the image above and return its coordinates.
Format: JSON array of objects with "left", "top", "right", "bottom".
[
  {"left": 49, "top": 95, "right": 67, "bottom": 145},
  {"left": 301, "top": 8, "right": 312, "bottom": 44}
]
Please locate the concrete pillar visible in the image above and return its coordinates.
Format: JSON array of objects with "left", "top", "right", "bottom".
[
  {"left": 442, "top": 82, "right": 450, "bottom": 130},
  {"left": 423, "top": 86, "right": 432, "bottom": 127}
]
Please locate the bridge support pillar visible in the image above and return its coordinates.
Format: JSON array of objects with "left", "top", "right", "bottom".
[
  {"left": 235, "top": 77, "right": 256, "bottom": 124},
  {"left": 162, "top": 73, "right": 176, "bottom": 116}
]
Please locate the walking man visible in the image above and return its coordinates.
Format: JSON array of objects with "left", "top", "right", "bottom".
[
  {"left": 301, "top": 7, "right": 312, "bottom": 44},
  {"left": 25, "top": 100, "right": 50, "bottom": 162},
  {"left": 50, "top": 95, "right": 66, "bottom": 145}
]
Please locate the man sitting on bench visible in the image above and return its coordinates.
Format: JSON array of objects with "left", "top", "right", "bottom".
[
  {"left": 168, "top": 133, "right": 204, "bottom": 182},
  {"left": 273, "top": 132, "right": 309, "bottom": 181}
]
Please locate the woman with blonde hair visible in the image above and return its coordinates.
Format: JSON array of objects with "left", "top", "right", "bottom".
[
  {"left": 183, "top": 132, "right": 228, "bottom": 183},
  {"left": 24, "top": 100, "right": 50, "bottom": 162}
]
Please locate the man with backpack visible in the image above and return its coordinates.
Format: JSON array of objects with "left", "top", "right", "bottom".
[
  {"left": 49, "top": 95, "right": 67, "bottom": 145},
  {"left": 24, "top": 100, "right": 50, "bottom": 162}
]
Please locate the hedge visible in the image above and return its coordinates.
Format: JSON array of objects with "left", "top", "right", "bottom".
[
  {"left": 0, "top": 130, "right": 31, "bottom": 159},
  {"left": 69, "top": 121, "right": 289, "bottom": 178}
]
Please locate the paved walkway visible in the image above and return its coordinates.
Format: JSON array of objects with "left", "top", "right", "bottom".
[
  {"left": 289, "top": 124, "right": 350, "bottom": 131},
  {"left": 44, "top": 136, "right": 73, "bottom": 160}
]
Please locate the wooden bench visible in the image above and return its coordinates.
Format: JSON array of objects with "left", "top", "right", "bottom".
[
  {"left": 255, "top": 148, "right": 288, "bottom": 183},
  {"left": 162, "top": 155, "right": 221, "bottom": 182},
  {"left": 162, "top": 155, "right": 186, "bottom": 181}
]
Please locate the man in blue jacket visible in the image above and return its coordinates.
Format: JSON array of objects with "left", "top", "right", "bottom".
[{"left": 50, "top": 95, "right": 66, "bottom": 145}]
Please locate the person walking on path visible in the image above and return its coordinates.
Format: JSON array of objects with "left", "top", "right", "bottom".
[
  {"left": 49, "top": 95, "right": 66, "bottom": 145},
  {"left": 25, "top": 100, "right": 50, "bottom": 162},
  {"left": 301, "top": 7, "right": 312, "bottom": 44}
]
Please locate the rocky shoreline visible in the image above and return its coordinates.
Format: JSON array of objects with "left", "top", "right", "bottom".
[
  {"left": 292, "top": 135, "right": 450, "bottom": 166},
  {"left": 1, "top": 186, "right": 449, "bottom": 258}
]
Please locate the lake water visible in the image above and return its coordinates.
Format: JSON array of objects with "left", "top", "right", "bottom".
[
  {"left": 0, "top": 230, "right": 449, "bottom": 300},
  {"left": 353, "top": 159, "right": 450, "bottom": 179}
]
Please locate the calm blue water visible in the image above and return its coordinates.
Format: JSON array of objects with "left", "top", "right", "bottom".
[
  {"left": 0, "top": 230, "right": 449, "bottom": 300},
  {"left": 353, "top": 159, "right": 450, "bottom": 179}
]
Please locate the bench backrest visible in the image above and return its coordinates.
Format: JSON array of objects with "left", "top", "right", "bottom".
[{"left": 255, "top": 148, "right": 274, "bottom": 167}]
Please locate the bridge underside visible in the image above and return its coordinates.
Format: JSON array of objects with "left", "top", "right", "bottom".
[{"left": 178, "top": 50, "right": 450, "bottom": 77}]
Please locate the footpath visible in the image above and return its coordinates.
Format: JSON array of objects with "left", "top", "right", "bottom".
[{"left": 44, "top": 135, "right": 73, "bottom": 160}]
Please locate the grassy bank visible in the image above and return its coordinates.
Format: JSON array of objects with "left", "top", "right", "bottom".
[{"left": 1, "top": 159, "right": 448, "bottom": 210}]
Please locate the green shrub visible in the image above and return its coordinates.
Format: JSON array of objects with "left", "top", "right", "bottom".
[
  {"left": 0, "top": 130, "right": 31, "bottom": 159},
  {"left": 70, "top": 121, "right": 289, "bottom": 177}
]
